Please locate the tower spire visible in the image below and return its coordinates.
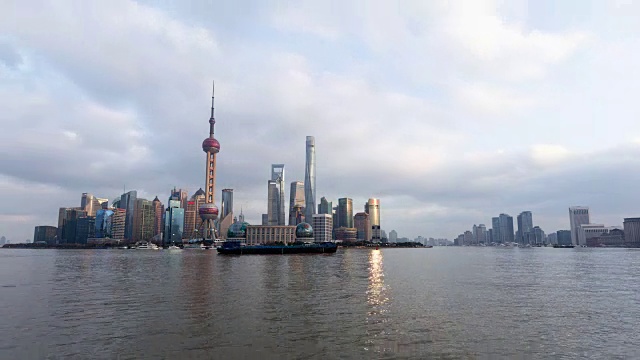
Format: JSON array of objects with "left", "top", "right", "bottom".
[{"left": 209, "top": 80, "right": 215, "bottom": 137}]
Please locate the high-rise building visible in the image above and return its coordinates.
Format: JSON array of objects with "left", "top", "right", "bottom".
[
  {"left": 262, "top": 214, "right": 268, "bottom": 225},
  {"left": 499, "top": 214, "right": 514, "bottom": 243},
  {"left": 491, "top": 217, "right": 500, "bottom": 243},
  {"left": 623, "top": 218, "right": 640, "bottom": 246},
  {"left": 569, "top": 206, "right": 590, "bottom": 246},
  {"left": 119, "top": 190, "right": 137, "bottom": 240},
  {"left": 81, "top": 193, "right": 104, "bottom": 217},
  {"left": 354, "top": 212, "right": 371, "bottom": 241},
  {"left": 318, "top": 197, "right": 332, "bottom": 215},
  {"left": 132, "top": 198, "right": 155, "bottom": 242},
  {"left": 267, "top": 180, "right": 279, "bottom": 225},
  {"left": 111, "top": 208, "right": 126, "bottom": 240},
  {"left": 304, "top": 136, "right": 316, "bottom": 223},
  {"left": 472, "top": 224, "right": 487, "bottom": 244},
  {"left": 312, "top": 214, "right": 332, "bottom": 243},
  {"left": 289, "top": 181, "right": 305, "bottom": 225},
  {"left": 165, "top": 199, "right": 185, "bottom": 246},
  {"left": 58, "top": 208, "right": 87, "bottom": 244},
  {"left": 219, "top": 189, "right": 234, "bottom": 239},
  {"left": 517, "top": 211, "right": 533, "bottom": 244},
  {"left": 152, "top": 196, "right": 164, "bottom": 239},
  {"left": 199, "top": 81, "right": 221, "bottom": 242},
  {"left": 336, "top": 198, "right": 353, "bottom": 228},
  {"left": 75, "top": 216, "right": 96, "bottom": 244},
  {"left": 531, "top": 226, "right": 545, "bottom": 244},
  {"left": 556, "top": 230, "right": 572, "bottom": 246},
  {"left": 389, "top": 230, "right": 398, "bottom": 243},
  {"left": 33, "top": 226, "right": 57, "bottom": 245},
  {"left": 269, "top": 164, "right": 285, "bottom": 225},
  {"left": 366, "top": 198, "right": 381, "bottom": 242},
  {"left": 95, "top": 209, "right": 114, "bottom": 238}
]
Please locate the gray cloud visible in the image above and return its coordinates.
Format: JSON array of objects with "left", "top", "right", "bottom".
[{"left": 1, "top": 1, "right": 640, "bottom": 242}]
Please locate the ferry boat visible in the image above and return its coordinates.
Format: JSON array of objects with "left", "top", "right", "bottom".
[
  {"left": 135, "top": 242, "right": 159, "bottom": 250},
  {"left": 217, "top": 241, "right": 338, "bottom": 255}
]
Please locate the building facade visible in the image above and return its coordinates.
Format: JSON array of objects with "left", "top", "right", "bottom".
[
  {"left": 366, "top": 198, "right": 381, "bottom": 242},
  {"left": 95, "top": 209, "right": 114, "bottom": 238},
  {"left": 269, "top": 164, "right": 285, "bottom": 225},
  {"left": 304, "top": 136, "right": 316, "bottom": 223},
  {"left": 517, "top": 211, "right": 533, "bottom": 244},
  {"left": 336, "top": 198, "right": 354, "bottom": 228},
  {"left": 623, "top": 218, "right": 640, "bottom": 246},
  {"left": 499, "top": 213, "right": 514, "bottom": 243},
  {"left": 132, "top": 198, "right": 155, "bottom": 242},
  {"left": 569, "top": 206, "right": 590, "bottom": 246},
  {"left": 152, "top": 197, "right": 164, "bottom": 239},
  {"left": 164, "top": 200, "right": 185, "bottom": 246},
  {"left": 354, "top": 212, "right": 371, "bottom": 241},
  {"left": 119, "top": 190, "right": 137, "bottom": 240},
  {"left": 312, "top": 214, "right": 333, "bottom": 243},
  {"left": 389, "top": 230, "right": 398, "bottom": 243},
  {"left": 246, "top": 225, "right": 296, "bottom": 245},
  {"left": 33, "top": 226, "right": 57, "bottom": 245},
  {"left": 289, "top": 181, "right": 305, "bottom": 225},
  {"left": 335, "top": 227, "right": 357, "bottom": 242}
]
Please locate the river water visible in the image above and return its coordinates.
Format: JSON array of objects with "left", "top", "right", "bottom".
[{"left": 1, "top": 247, "right": 639, "bottom": 359}]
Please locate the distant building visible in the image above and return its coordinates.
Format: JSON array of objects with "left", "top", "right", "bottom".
[
  {"left": 312, "top": 214, "right": 333, "bottom": 243},
  {"left": 246, "top": 225, "right": 295, "bottom": 245},
  {"left": 354, "top": 212, "right": 371, "bottom": 241},
  {"left": 164, "top": 200, "right": 184, "bottom": 246},
  {"left": 491, "top": 217, "right": 500, "bottom": 243},
  {"left": 569, "top": 206, "right": 590, "bottom": 246},
  {"left": 75, "top": 216, "right": 96, "bottom": 244},
  {"left": 335, "top": 227, "right": 357, "bottom": 243},
  {"left": 499, "top": 214, "right": 514, "bottom": 243},
  {"left": 318, "top": 196, "right": 332, "bottom": 215},
  {"left": 95, "top": 209, "right": 114, "bottom": 238},
  {"left": 366, "top": 198, "right": 381, "bottom": 242},
  {"left": 58, "top": 208, "right": 87, "bottom": 244},
  {"left": 111, "top": 208, "right": 126, "bottom": 240},
  {"left": 267, "top": 180, "right": 279, "bottom": 225},
  {"left": 463, "top": 230, "right": 473, "bottom": 245},
  {"left": 556, "top": 230, "right": 572, "bottom": 246},
  {"left": 336, "top": 198, "right": 354, "bottom": 228},
  {"left": 577, "top": 224, "right": 609, "bottom": 246},
  {"left": 132, "top": 199, "right": 154, "bottom": 242},
  {"left": 81, "top": 193, "right": 107, "bottom": 217},
  {"left": 119, "top": 190, "right": 137, "bottom": 240},
  {"left": 473, "top": 224, "right": 487, "bottom": 244},
  {"left": 547, "top": 232, "right": 558, "bottom": 245},
  {"left": 170, "top": 187, "right": 189, "bottom": 210},
  {"left": 517, "top": 211, "right": 533, "bottom": 244},
  {"left": 389, "top": 230, "right": 398, "bottom": 243},
  {"left": 261, "top": 214, "right": 268, "bottom": 225},
  {"left": 304, "top": 136, "right": 316, "bottom": 223},
  {"left": 289, "top": 181, "right": 305, "bottom": 225},
  {"left": 531, "top": 226, "right": 545, "bottom": 244},
  {"left": 588, "top": 228, "right": 625, "bottom": 247},
  {"left": 33, "top": 226, "right": 57, "bottom": 245},
  {"left": 152, "top": 197, "right": 164, "bottom": 238},
  {"left": 219, "top": 189, "right": 234, "bottom": 238},
  {"left": 623, "top": 218, "right": 640, "bottom": 246},
  {"left": 269, "top": 164, "right": 285, "bottom": 226},
  {"left": 184, "top": 189, "right": 205, "bottom": 239}
]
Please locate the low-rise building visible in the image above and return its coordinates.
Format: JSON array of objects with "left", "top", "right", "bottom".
[{"left": 246, "top": 225, "right": 295, "bottom": 245}]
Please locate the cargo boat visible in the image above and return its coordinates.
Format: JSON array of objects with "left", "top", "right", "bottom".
[{"left": 217, "top": 241, "right": 338, "bottom": 255}]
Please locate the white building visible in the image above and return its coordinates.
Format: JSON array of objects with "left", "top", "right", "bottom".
[
  {"left": 312, "top": 214, "right": 332, "bottom": 242},
  {"left": 246, "top": 225, "right": 295, "bottom": 245},
  {"left": 389, "top": 230, "right": 397, "bottom": 243},
  {"left": 577, "top": 224, "right": 621, "bottom": 246},
  {"left": 569, "top": 206, "right": 590, "bottom": 245}
]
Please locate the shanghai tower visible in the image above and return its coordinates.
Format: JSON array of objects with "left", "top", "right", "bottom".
[{"left": 304, "top": 136, "right": 316, "bottom": 223}]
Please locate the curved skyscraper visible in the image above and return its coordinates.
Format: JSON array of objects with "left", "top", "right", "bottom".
[{"left": 304, "top": 136, "right": 316, "bottom": 223}]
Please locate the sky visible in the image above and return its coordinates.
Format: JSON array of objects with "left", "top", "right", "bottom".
[{"left": 2, "top": 0, "right": 640, "bottom": 242}]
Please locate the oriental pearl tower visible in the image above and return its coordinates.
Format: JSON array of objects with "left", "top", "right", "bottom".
[{"left": 199, "top": 81, "right": 221, "bottom": 245}]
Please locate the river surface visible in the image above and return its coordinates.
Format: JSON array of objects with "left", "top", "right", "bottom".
[{"left": 1, "top": 247, "right": 639, "bottom": 359}]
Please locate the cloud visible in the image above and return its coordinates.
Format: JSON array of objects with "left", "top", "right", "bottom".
[{"left": 0, "top": 0, "right": 639, "bottom": 242}]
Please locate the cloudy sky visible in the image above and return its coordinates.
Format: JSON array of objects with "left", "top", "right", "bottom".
[{"left": 2, "top": 0, "right": 640, "bottom": 242}]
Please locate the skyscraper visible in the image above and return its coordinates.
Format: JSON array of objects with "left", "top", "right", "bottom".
[
  {"left": 389, "top": 230, "right": 398, "bottom": 243},
  {"left": 289, "top": 181, "right": 305, "bottom": 225},
  {"left": 336, "top": 198, "right": 353, "bottom": 228},
  {"left": 569, "top": 206, "right": 590, "bottom": 246},
  {"left": 119, "top": 190, "right": 137, "bottom": 240},
  {"left": 312, "top": 214, "right": 332, "bottom": 243},
  {"left": 132, "top": 198, "right": 154, "bottom": 242},
  {"left": 152, "top": 196, "right": 164, "bottom": 239},
  {"left": 199, "top": 81, "right": 221, "bottom": 242},
  {"left": 165, "top": 199, "right": 185, "bottom": 246},
  {"left": 95, "top": 209, "right": 114, "bottom": 238},
  {"left": 354, "top": 212, "right": 371, "bottom": 241},
  {"left": 499, "top": 213, "right": 514, "bottom": 243},
  {"left": 366, "top": 198, "right": 381, "bottom": 242},
  {"left": 623, "top": 218, "right": 640, "bottom": 246},
  {"left": 491, "top": 217, "right": 500, "bottom": 243},
  {"left": 318, "top": 196, "right": 332, "bottom": 215},
  {"left": 33, "top": 226, "right": 57, "bottom": 245},
  {"left": 170, "top": 187, "right": 189, "bottom": 210},
  {"left": 517, "top": 211, "right": 533, "bottom": 244},
  {"left": 81, "top": 193, "right": 105, "bottom": 217},
  {"left": 304, "top": 136, "right": 316, "bottom": 223},
  {"left": 267, "top": 180, "right": 279, "bottom": 225},
  {"left": 270, "top": 164, "right": 285, "bottom": 225},
  {"left": 219, "top": 188, "right": 234, "bottom": 239}
]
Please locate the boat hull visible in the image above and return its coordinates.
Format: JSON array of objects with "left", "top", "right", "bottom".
[{"left": 217, "top": 243, "right": 338, "bottom": 255}]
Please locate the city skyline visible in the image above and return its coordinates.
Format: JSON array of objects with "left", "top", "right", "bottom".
[{"left": 3, "top": 2, "right": 640, "bottom": 241}]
